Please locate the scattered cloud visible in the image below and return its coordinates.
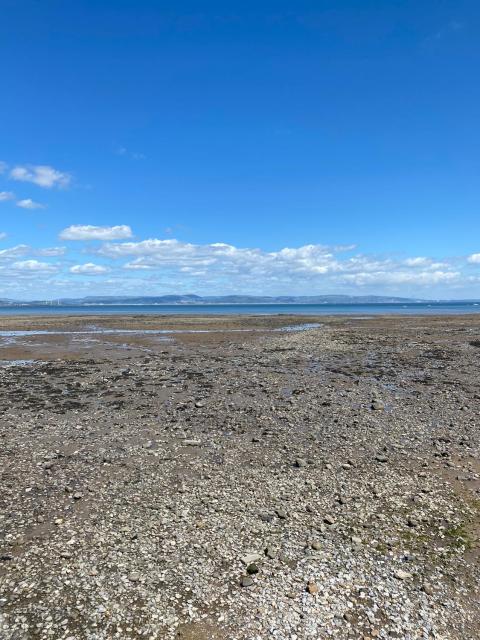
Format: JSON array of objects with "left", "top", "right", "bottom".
[
  {"left": 36, "top": 247, "right": 67, "bottom": 257},
  {"left": 0, "top": 244, "right": 65, "bottom": 259},
  {"left": 433, "top": 20, "right": 464, "bottom": 40},
  {"left": 423, "top": 20, "right": 465, "bottom": 49},
  {"left": 70, "top": 262, "right": 109, "bottom": 275},
  {"left": 16, "top": 198, "right": 46, "bottom": 210},
  {"left": 339, "top": 270, "right": 460, "bottom": 286},
  {"left": 59, "top": 224, "right": 133, "bottom": 241},
  {"left": 0, "top": 244, "right": 30, "bottom": 258},
  {"left": 10, "top": 164, "right": 71, "bottom": 189},
  {"left": 468, "top": 253, "right": 480, "bottom": 264},
  {"left": 0, "top": 232, "right": 7, "bottom": 240},
  {"left": 117, "top": 146, "right": 146, "bottom": 160},
  {"left": 0, "top": 161, "right": 7, "bottom": 174},
  {"left": 403, "top": 256, "right": 448, "bottom": 269},
  {"left": 11, "top": 259, "right": 59, "bottom": 273},
  {"left": 0, "top": 191, "right": 15, "bottom": 202},
  {"left": 404, "top": 257, "right": 430, "bottom": 267}
]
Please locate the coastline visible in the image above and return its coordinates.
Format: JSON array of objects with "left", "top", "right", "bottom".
[{"left": 1, "top": 301, "right": 480, "bottom": 317}]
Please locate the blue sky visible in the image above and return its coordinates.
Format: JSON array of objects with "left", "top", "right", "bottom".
[{"left": 1, "top": 0, "right": 480, "bottom": 299}]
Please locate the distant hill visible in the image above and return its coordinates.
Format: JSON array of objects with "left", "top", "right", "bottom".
[{"left": 0, "top": 294, "right": 432, "bottom": 306}]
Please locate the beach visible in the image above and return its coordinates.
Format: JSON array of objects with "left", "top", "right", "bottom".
[{"left": 1, "top": 314, "right": 479, "bottom": 639}]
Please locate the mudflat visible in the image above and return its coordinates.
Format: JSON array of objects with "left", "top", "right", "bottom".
[{"left": 0, "top": 314, "right": 479, "bottom": 639}]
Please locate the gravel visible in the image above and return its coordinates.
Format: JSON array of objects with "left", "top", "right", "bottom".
[{"left": 0, "top": 313, "right": 479, "bottom": 639}]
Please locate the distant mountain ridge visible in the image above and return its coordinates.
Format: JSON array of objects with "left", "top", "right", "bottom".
[{"left": 0, "top": 294, "right": 438, "bottom": 306}]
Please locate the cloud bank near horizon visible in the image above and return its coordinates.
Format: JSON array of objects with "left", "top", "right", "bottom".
[{"left": 0, "top": 224, "right": 480, "bottom": 299}]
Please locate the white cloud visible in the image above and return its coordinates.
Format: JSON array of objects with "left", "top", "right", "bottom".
[
  {"left": 11, "top": 259, "right": 59, "bottom": 273},
  {"left": 93, "top": 238, "right": 462, "bottom": 291},
  {"left": 117, "top": 146, "right": 145, "bottom": 160},
  {"left": 0, "top": 191, "right": 15, "bottom": 202},
  {"left": 59, "top": 224, "right": 133, "bottom": 241},
  {"left": 0, "top": 245, "right": 66, "bottom": 260},
  {"left": 70, "top": 263, "right": 109, "bottom": 275},
  {"left": 340, "top": 270, "right": 460, "bottom": 286},
  {"left": 404, "top": 257, "right": 430, "bottom": 266},
  {"left": 467, "top": 253, "right": 480, "bottom": 264},
  {"left": 0, "top": 234, "right": 477, "bottom": 297},
  {"left": 16, "top": 198, "right": 46, "bottom": 210},
  {"left": 0, "top": 232, "right": 6, "bottom": 240},
  {"left": 36, "top": 247, "right": 67, "bottom": 257},
  {"left": 403, "top": 256, "right": 449, "bottom": 270},
  {"left": 0, "top": 161, "right": 7, "bottom": 174},
  {"left": 0, "top": 244, "right": 30, "bottom": 258},
  {"left": 10, "top": 164, "right": 71, "bottom": 189}
]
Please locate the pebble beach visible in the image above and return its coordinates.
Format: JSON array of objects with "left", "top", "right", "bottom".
[{"left": 0, "top": 314, "right": 479, "bottom": 639}]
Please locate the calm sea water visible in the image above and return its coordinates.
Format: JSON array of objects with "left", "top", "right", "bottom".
[{"left": 0, "top": 302, "right": 479, "bottom": 316}]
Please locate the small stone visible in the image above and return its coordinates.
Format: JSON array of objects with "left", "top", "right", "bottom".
[
  {"left": 423, "top": 582, "right": 434, "bottom": 596},
  {"left": 241, "top": 553, "right": 262, "bottom": 565},
  {"left": 246, "top": 563, "right": 259, "bottom": 575},
  {"left": 372, "top": 400, "right": 385, "bottom": 410},
  {"left": 0, "top": 554, "right": 13, "bottom": 561},
  {"left": 260, "top": 513, "right": 274, "bottom": 523},
  {"left": 307, "top": 581, "right": 319, "bottom": 595},
  {"left": 295, "top": 458, "right": 307, "bottom": 468},
  {"left": 394, "top": 569, "right": 412, "bottom": 580},
  {"left": 407, "top": 517, "right": 418, "bottom": 527},
  {"left": 366, "top": 611, "right": 376, "bottom": 624},
  {"left": 194, "top": 401, "right": 205, "bottom": 408},
  {"left": 351, "top": 536, "right": 362, "bottom": 545},
  {"left": 311, "top": 541, "right": 322, "bottom": 550},
  {"left": 265, "top": 546, "right": 277, "bottom": 559},
  {"left": 73, "top": 492, "right": 83, "bottom": 500},
  {"left": 128, "top": 571, "right": 141, "bottom": 582},
  {"left": 60, "top": 551, "right": 72, "bottom": 559},
  {"left": 375, "top": 455, "right": 388, "bottom": 463},
  {"left": 324, "top": 514, "right": 335, "bottom": 525},
  {"left": 240, "top": 576, "right": 254, "bottom": 588},
  {"left": 276, "top": 508, "right": 287, "bottom": 520}
]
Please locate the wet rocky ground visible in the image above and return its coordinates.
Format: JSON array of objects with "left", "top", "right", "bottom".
[{"left": 0, "top": 314, "right": 479, "bottom": 639}]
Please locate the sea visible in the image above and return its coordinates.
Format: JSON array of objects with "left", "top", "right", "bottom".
[{"left": 0, "top": 302, "right": 479, "bottom": 316}]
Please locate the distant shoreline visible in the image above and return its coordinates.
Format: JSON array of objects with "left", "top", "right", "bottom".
[{"left": 1, "top": 301, "right": 480, "bottom": 316}]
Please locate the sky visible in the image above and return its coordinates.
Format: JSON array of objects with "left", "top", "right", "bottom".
[{"left": 1, "top": 0, "right": 480, "bottom": 300}]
